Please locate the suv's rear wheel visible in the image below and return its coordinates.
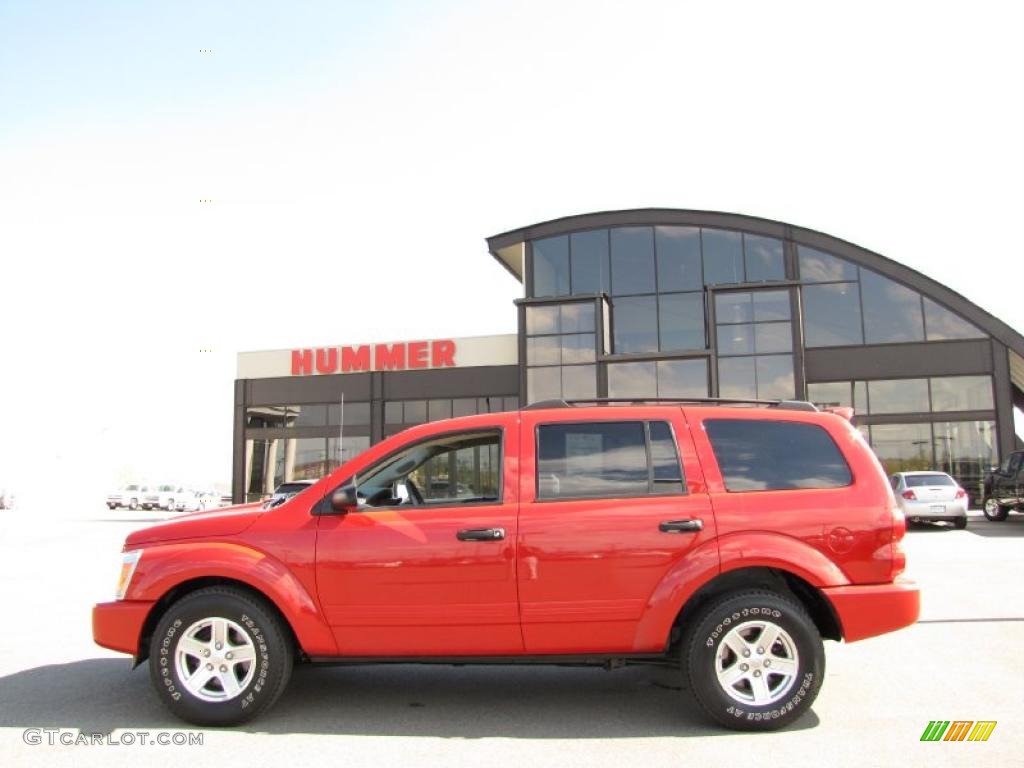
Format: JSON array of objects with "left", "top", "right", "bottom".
[
  {"left": 983, "top": 498, "right": 1010, "bottom": 521},
  {"left": 149, "top": 586, "right": 293, "bottom": 726},
  {"left": 682, "top": 590, "right": 824, "bottom": 731}
]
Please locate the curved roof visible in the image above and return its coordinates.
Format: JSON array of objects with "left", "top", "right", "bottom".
[{"left": 486, "top": 208, "right": 1024, "bottom": 358}]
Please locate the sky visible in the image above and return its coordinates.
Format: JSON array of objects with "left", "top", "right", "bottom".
[{"left": 1, "top": 1, "right": 1022, "bottom": 504}]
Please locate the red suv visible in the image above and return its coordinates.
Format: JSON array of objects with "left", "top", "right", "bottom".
[{"left": 93, "top": 399, "right": 919, "bottom": 730}]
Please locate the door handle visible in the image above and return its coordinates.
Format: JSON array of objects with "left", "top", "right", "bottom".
[
  {"left": 659, "top": 519, "right": 703, "bottom": 533},
  {"left": 456, "top": 527, "right": 505, "bottom": 541}
]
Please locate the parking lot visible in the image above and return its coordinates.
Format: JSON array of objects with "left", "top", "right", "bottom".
[{"left": 0, "top": 506, "right": 1020, "bottom": 767}]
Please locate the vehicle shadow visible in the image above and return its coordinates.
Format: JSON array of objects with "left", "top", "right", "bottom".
[
  {"left": 905, "top": 517, "right": 1024, "bottom": 537},
  {"left": 904, "top": 521, "right": 959, "bottom": 533},
  {"left": 0, "top": 658, "right": 819, "bottom": 737},
  {"left": 964, "top": 516, "right": 1024, "bottom": 538}
]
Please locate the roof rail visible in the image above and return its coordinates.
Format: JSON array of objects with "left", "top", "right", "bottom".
[
  {"left": 522, "top": 397, "right": 819, "bottom": 412},
  {"left": 521, "top": 399, "right": 572, "bottom": 410}
]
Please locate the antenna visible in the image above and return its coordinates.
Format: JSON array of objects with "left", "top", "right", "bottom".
[{"left": 338, "top": 392, "right": 344, "bottom": 470}]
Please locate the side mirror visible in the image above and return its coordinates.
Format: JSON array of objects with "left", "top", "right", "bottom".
[{"left": 329, "top": 485, "right": 359, "bottom": 514}]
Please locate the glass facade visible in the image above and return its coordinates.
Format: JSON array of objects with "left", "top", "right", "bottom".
[
  {"left": 236, "top": 213, "right": 1018, "bottom": 505},
  {"left": 246, "top": 403, "right": 370, "bottom": 428},
  {"left": 525, "top": 226, "right": 990, "bottom": 405},
  {"left": 715, "top": 289, "right": 795, "bottom": 400},
  {"left": 513, "top": 218, "right": 1011, "bottom": 505},
  {"left": 808, "top": 375, "right": 993, "bottom": 415},
  {"left": 244, "top": 393, "right": 517, "bottom": 500},
  {"left": 245, "top": 435, "right": 373, "bottom": 501},
  {"left": 607, "top": 359, "right": 709, "bottom": 399},
  {"left": 525, "top": 301, "right": 599, "bottom": 401},
  {"left": 864, "top": 421, "right": 996, "bottom": 505},
  {"left": 383, "top": 396, "right": 518, "bottom": 437},
  {"left": 798, "top": 245, "right": 984, "bottom": 347},
  {"left": 807, "top": 375, "right": 996, "bottom": 503}
]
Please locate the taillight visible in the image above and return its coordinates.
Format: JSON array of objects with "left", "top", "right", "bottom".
[
  {"left": 892, "top": 506, "right": 906, "bottom": 540},
  {"left": 901, "top": 489, "right": 917, "bottom": 500},
  {"left": 891, "top": 506, "right": 907, "bottom": 578},
  {"left": 955, "top": 488, "right": 966, "bottom": 499}
]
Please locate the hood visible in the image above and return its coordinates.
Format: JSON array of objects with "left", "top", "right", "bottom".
[{"left": 124, "top": 502, "right": 264, "bottom": 547}]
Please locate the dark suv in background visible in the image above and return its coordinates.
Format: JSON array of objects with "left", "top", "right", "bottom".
[{"left": 984, "top": 450, "right": 1024, "bottom": 521}]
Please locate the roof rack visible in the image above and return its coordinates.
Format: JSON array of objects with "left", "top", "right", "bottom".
[{"left": 522, "top": 397, "right": 819, "bottom": 412}]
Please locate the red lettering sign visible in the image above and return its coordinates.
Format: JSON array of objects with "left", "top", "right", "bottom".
[
  {"left": 408, "top": 341, "right": 428, "bottom": 368},
  {"left": 341, "top": 345, "right": 370, "bottom": 372},
  {"left": 291, "top": 349, "right": 313, "bottom": 375},
  {"left": 374, "top": 343, "right": 405, "bottom": 370},
  {"left": 432, "top": 339, "right": 456, "bottom": 368},
  {"left": 288, "top": 340, "right": 457, "bottom": 375},
  {"left": 316, "top": 348, "right": 338, "bottom": 374}
]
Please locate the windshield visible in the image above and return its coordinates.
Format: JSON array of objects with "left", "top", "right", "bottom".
[
  {"left": 905, "top": 474, "right": 955, "bottom": 487},
  {"left": 261, "top": 482, "right": 314, "bottom": 509},
  {"left": 275, "top": 483, "right": 313, "bottom": 495}
]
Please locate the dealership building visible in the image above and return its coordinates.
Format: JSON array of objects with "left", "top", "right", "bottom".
[{"left": 234, "top": 209, "right": 1024, "bottom": 504}]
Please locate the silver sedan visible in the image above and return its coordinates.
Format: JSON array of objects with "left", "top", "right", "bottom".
[{"left": 890, "top": 471, "right": 968, "bottom": 529}]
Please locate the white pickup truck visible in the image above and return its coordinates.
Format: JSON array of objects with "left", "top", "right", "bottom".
[
  {"left": 106, "top": 484, "right": 149, "bottom": 510},
  {"left": 141, "top": 484, "right": 182, "bottom": 511},
  {"left": 174, "top": 489, "right": 222, "bottom": 512}
]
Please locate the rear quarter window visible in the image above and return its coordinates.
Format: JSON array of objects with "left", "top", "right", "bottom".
[{"left": 705, "top": 418, "right": 852, "bottom": 492}]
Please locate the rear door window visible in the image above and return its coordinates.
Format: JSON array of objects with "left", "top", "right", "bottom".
[
  {"left": 649, "top": 421, "right": 684, "bottom": 490},
  {"left": 536, "top": 420, "right": 684, "bottom": 499},
  {"left": 705, "top": 419, "right": 852, "bottom": 492}
]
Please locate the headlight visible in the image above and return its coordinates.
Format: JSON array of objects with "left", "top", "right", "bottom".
[{"left": 115, "top": 550, "right": 143, "bottom": 600}]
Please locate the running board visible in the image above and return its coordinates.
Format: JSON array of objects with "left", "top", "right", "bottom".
[{"left": 306, "top": 652, "right": 674, "bottom": 668}]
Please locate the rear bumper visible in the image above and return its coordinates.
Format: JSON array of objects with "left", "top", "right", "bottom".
[
  {"left": 898, "top": 499, "right": 968, "bottom": 519},
  {"left": 822, "top": 579, "right": 920, "bottom": 642},
  {"left": 92, "top": 600, "right": 155, "bottom": 656}
]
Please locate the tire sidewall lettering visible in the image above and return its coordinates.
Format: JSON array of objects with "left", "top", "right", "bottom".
[
  {"left": 153, "top": 598, "right": 280, "bottom": 717},
  {"left": 704, "top": 605, "right": 784, "bottom": 644},
  {"left": 690, "top": 594, "right": 823, "bottom": 730}
]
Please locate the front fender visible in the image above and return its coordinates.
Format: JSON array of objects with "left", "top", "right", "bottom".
[{"left": 126, "top": 541, "right": 337, "bottom": 656}]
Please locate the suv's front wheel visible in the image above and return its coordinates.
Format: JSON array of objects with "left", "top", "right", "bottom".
[
  {"left": 149, "top": 586, "right": 293, "bottom": 726},
  {"left": 683, "top": 590, "right": 824, "bottom": 731}
]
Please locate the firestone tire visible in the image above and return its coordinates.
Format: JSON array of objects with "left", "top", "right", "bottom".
[
  {"left": 983, "top": 498, "right": 1009, "bottom": 522},
  {"left": 682, "top": 590, "right": 824, "bottom": 731},
  {"left": 149, "top": 586, "right": 293, "bottom": 727}
]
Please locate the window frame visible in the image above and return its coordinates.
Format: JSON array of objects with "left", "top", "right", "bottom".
[
  {"left": 320, "top": 426, "right": 506, "bottom": 512},
  {"left": 533, "top": 418, "right": 688, "bottom": 502}
]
